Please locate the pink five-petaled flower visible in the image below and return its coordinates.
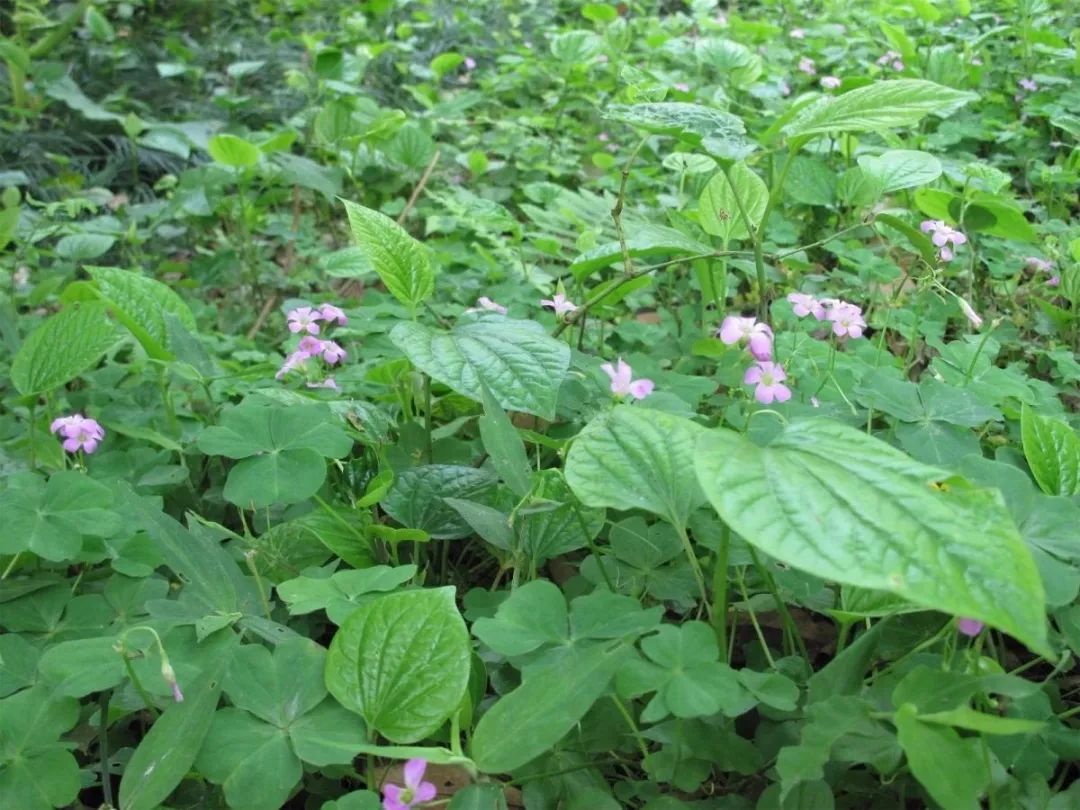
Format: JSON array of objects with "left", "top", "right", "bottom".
[
  {"left": 820, "top": 75, "right": 841, "bottom": 90},
  {"left": 789, "top": 28, "right": 806, "bottom": 39},
  {"left": 787, "top": 292, "right": 826, "bottom": 320},
  {"left": 383, "top": 758, "right": 437, "bottom": 810},
  {"left": 287, "top": 306, "right": 322, "bottom": 335},
  {"left": 321, "top": 340, "right": 347, "bottom": 365},
  {"left": 957, "top": 618, "right": 984, "bottom": 637},
  {"left": 540, "top": 293, "right": 578, "bottom": 316},
  {"left": 463, "top": 57, "right": 477, "bottom": 71},
  {"left": 1018, "top": 77, "right": 1037, "bottom": 93},
  {"left": 824, "top": 300, "right": 867, "bottom": 339},
  {"left": 470, "top": 296, "right": 507, "bottom": 315},
  {"left": 673, "top": 82, "right": 690, "bottom": 93},
  {"left": 50, "top": 414, "right": 105, "bottom": 454},
  {"left": 744, "top": 361, "right": 792, "bottom": 405},
  {"left": 319, "top": 303, "right": 348, "bottom": 325},
  {"left": 601, "top": 358, "right": 654, "bottom": 400},
  {"left": 1025, "top": 256, "right": 1058, "bottom": 284},
  {"left": 297, "top": 336, "right": 327, "bottom": 358},
  {"left": 920, "top": 220, "right": 967, "bottom": 262},
  {"left": 797, "top": 57, "right": 816, "bottom": 75},
  {"left": 718, "top": 315, "right": 773, "bottom": 361},
  {"left": 876, "top": 50, "right": 904, "bottom": 71}
]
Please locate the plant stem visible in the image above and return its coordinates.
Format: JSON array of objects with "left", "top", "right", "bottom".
[
  {"left": 747, "top": 545, "right": 810, "bottom": 662},
  {"left": 736, "top": 568, "right": 776, "bottom": 669},
  {"left": 611, "top": 137, "right": 650, "bottom": 278},
  {"left": 423, "top": 374, "right": 433, "bottom": 463},
  {"left": 120, "top": 654, "right": 159, "bottom": 717},
  {"left": 720, "top": 162, "right": 770, "bottom": 323},
  {"left": 99, "top": 691, "right": 113, "bottom": 807},
  {"left": 610, "top": 695, "right": 650, "bottom": 761},
  {"left": 675, "top": 523, "right": 710, "bottom": 620},
  {"left": 712, "top": 523, "right": 730, "bottom": 661}
]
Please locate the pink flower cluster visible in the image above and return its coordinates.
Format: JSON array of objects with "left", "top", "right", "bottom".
[
  {"left": 718, "top": 316, "right": 789, "bottom": 403},
  {"left": 278, "top": 303, "right": 348, "bottom": 389},
  {"left": 1018, "top": 77, "right": 1037, "bottom": 93},
  {"left": 786, "top": 294, "right": 867, "bottom": 338},
  {"left": 601, "top": 358, "right": 653, "bottom": 400},
  {"left": 876, "top": 50, "right": 904, "bottom": 71},
  {"left": 1025, "top": 256, "right": 1059, "bottom": 287},
  {"left": 820, "top": 75, "right": 841, "bottom": 90},
  {"left": 920, "top": 220, "right": 968, "bottom": 262},
  {"left": 50, "top": 414, "right": 105, "bottom": 454},
  {"left": 797, "top": 57, "right": 816, "bottom": 76},
  {"left": 467, "top": 296, "right": 508, "bottom": 314}
]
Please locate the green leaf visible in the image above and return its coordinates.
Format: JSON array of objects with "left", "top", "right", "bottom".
[
  {"left": 325, "top": 588, "right": 471, "bottom": 743},
  {"left": 119, "top": 642, "right": 236, "bottom": 810},
  {"left": 443, "top": 499, "right": 515, "bottom": 551},
  {"left": 918, "top": 706, "right": 1044, "bottom": 736},
  {"left": 38, "top": 636, "right": 124, "bottom": 696},
  {"left": 479, "top": 382, "right": 532, "bottom": 498},
  {"left": 699, "top": 163, "right": 768, "bottom": 242},
  {"left": 381, "top": 465, "right": 497, "bottom": 540},
  {"left": 470, "top": 642, "right": 628, "bottom": 774},
  {"left": 694, "top": 420, "right": 1049, "bottom": 655},
  {"left": 11, "top": 301, "right": 117, "bottom": 395},
  {"left": 517, "top": 470, "right": 605, "bottom": 565},
  {"left": 391, "top": 317, "right": 570, "bottom": 420},
  {"left": 1021, "top": 404, "right": 1080, "bottom": 496},
  {"left": 196, "top": 709, "right": 301, "bottom": 810},
  {"left": 0, "top": 686, "right": 81, "bottom": 810},
  {"left": 565, "top": 406, "right": 707, "bottom": 530},
  {"left": 208, "top": 133, "right": 260, "bottom": 168},
  {"left": 277, "top": 565, "right": 417, "bottom": 625},
  {"left": 472, "top": 580, "right": 568, "bottom": 656},
  {"left": 448, "top": 784, "right": 509, "bottom": 810},
  {"left": 604, "top": 102, "right": 755, "bottom": 161},
  {"left": 86, "top": 266, "right": 196, "bottom": 359},
  {"left": 0, "top": 472, "right": 123, "bottom": 561},
  {"left": 858, "top": 150, "right": 942, "bottom": 192},
  {"left": 288, "top": 699, "right": 368, "bottom": 766},
  {"left": 569, "top": 224, "right": 713, "bottom": 278},
  {"left": 894, "top": 703, "right": 987, "bottom": 810},
  {"left": 342, "top": 199, "right": 434, "bottom": 311},
  {"left": 223, "top": 638, "right": 327, "bottom": 726},
  {"left": 784, "top": 80, "right": 976, "bottom": 142},
  {"left": 55, "top": 232, "right": 116, "bottom": 260},
  {"left": 197, "top": 400, "right": 353, "bottom": 508}
]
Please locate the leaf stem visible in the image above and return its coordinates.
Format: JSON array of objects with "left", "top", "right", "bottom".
[
  {"left": 747, "top": 545, "right": 810, "bottom": 663},
  {"left": 712, "top": 523, "right": 730, "bottom": 661},
  {"left": 612, "top": 137, "right": 650, "bottom": 278},
  {"left": 99, "top": 690, "right": 113, "bottom": 806},
  {"left": 610, "top": 695, "right": 650, "bottom": 761}
]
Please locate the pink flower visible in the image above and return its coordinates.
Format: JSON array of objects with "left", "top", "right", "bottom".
[
  {"left": 876, "top": 50, "right": 904, "bottom": 70},
  {"left": 1047, "top": 276, "right": 1060, "bottom": 287},
  {"left": 1018, "top": 77, "right": 1037, "bottom": 93},
  {"left": 319, "top": 303, "right": 347, "bottom": 325},
  {"left": 540, "top": 293, "right": 578, "bottom": 316},
  {"left": 957, "top": 618, "right": 984, "bottom": 637},
  {"left": 892, "top": 59, "right": 904, "bottom": 71},
  {"left": 824, "top": 300, "right": 866, "bottom": 339},
  {"left": 463, "top": 57, "right": 477, "bottom": 71},
  {"left": 787, "top": 292, "right": 826, "bottom": 320},
  {"left": 287, "top": 307, "right": 322, "bottom": 335},
  {"left": 161, "top": 660, "right": 183, "bottom": 703},
  {"left": 469, "top": 296, "right": 507, "bottom": 315},
  {"left": 596, "top": 54, "right": 609, "bottom": 64},
  {"left": 920, "top": 220, "right": 967, "bottom": 262},
  {"left": 718, "top": 315, "right": 773, "bottom": 360},
  {"left": 307, "top": 378, "right": 340, "bottom": 391},
  {"left": 958, "top": 299, "right": 983, "bottom": 329},
  {"left": 673, "top": 82, "right": 690, "bottom": 93},
  {"left": 780, "top": 79, "right": 791, "bottom": 96},
  {"left": 597, "top": 132, "right": 610, "bottom": 142},
  {"left": 383, "top": 759, "right": 437, "bottom": 810},
  {"left": 1025, "top": 256, "right": 1053, "bottom": 274},
  {"left": 797, "top": 57, "right": 816, "bottom": 75},
  {"left": 601, "top": 358, "right": 654, "bottom": 400},
  {"left": 820, "top": 75, "right": 841, "bottom": 90},
  {"left": 321, "top": 340, "right": 347, "bottom": 365},
  {"left": 789, "top": 28, "right": 806, "bottom": 39},
  {"left": 276, "top": 350, "right": 308, "bottom": 380},
  {"left": 50, "top": 414, "right": 105, "bottom": 454},
  {"left": 744, "top": 362, "right": 792, "bottom": 404},
  {"left": 297, "top": 336, "right": 327, "bottom": 358},
  {"left": 810, "top": 396, "right": 821, "bottom": 408}
]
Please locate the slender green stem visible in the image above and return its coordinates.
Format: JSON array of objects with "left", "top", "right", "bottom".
[
  {"left": 1, "top": 553, "right": 21, "bottom": 579},
  {"left": 610, "top": 695, "right": 650, "bottom": 761},
  {"left": 611, "top": 137, "right": 650, "bottom": 278},
  {"left": 99, "top": 691, "right": 113, "bottom": 806},
  {"left": 720, "top": 162, "right": 769, "bottom": 323},
  {"left": 120, "top": 655, "right": 159, "bottom": 717},
  {"left": 711, "top": 523, "right": 730, "bottom": 661},
  {"left": 736, "top": 568, "right": 775, "bottom": 668},
  {"left": 747, "top": 545, "right": 809, "bottom": 662},
  {"left": 423, "top": 374, "right": 433, "bottom": 463},
  {"left": 675, "top": 523, "right": 710, "bottom": 620},
  {"left": 243, "top": 551, "right": 273, "bottom": 620},
  {"left": 961, "top": 323, "right": 997, "bottom": 385}
]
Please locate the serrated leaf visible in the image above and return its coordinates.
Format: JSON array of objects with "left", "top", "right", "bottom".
[
  {"left": 565, "top": 406, "right": 707, "bottom": 530},
  {"left": 784, "top": 80, "right": 976, "bottom": 142},
  {"left": 1021, "top": 405, "right": 1080, "bottom": 496},
  {"left": 325, "top": 588, "right": 470, "bottom": 743},
  {"left": 381, "top": 465, "right": 497, "bottom": 540},
  {"left": 699, "top": 163, "right": 768, "bottom": 242},
  {"left": 391, "top": 317, "right": 570, "bottom": 420},
  {"left": 11, "top": 302, "right": 117, "bottom": 395},
  {"left": 694, "top": 420, "right": 1048, "bottom": 655},
  {"left": 604, "top": 102, "right": 755, "bottom": 161},
  {"left": 87, "top": 266, "right": 196, "bottom": 359},
  {"left": 858, "top": 150, "right": 942, "bottom": 192},
  {"left": 342, "top": 199, "right": 434, "bottom": 311}
]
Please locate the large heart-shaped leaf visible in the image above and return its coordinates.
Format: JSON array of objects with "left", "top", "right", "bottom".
[
  {"left": 87, "top": 266, "right": 196, "bottom": 360},
  {"left": 325, "top": 588, "right": 470, "bottom": 743},
  {"left": 381, "top": 465, "right": 498, "bottom": 540},
  {"left": 784, "top": 80, "right": 976, "bottom": 143},
  {"left": 391, "top": 317, "right": 570, "bottom": 420},
  {"left": 565, "top": 406, "right": 707, "bottom": 530},
  {"left": 343, "top": 199, "right": 434, "bottom": 311},
  {"left": 1021, "top": 404, "right": 1080, "bottom": 496},
  {"left": 11, "top": 302, "right": 118, "bottom": 395},
  {"left": 694, "top": 420, "right": 1048, "bottom": 654},
  {"left": 699, "top": 163, "right": 769, "bottom": 242}
]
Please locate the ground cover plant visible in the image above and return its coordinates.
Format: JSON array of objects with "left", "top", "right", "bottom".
[{"left": 1, "top": 0, "right": 1079, "bottom": 808}]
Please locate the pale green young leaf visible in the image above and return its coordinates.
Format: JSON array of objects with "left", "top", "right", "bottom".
[{"left": 342, "top": 199, "right": 434, "bottom": 310}]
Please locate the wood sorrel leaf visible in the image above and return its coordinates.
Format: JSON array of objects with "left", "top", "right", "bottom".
[
  {"left": 695, "top": 420, "right": 1049, "bottom": 655},
  {"left": 391, "top": 316, "right": 570, "bottom": 420},
  {"left": 324, "top": 587, "right": 470, "bottom": 743},
  {"left": 894, "top": 703, "right": 987, "bottom": 810},
  {"left": 565, "top": 406, "right": 707, "bottom": 531}
]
